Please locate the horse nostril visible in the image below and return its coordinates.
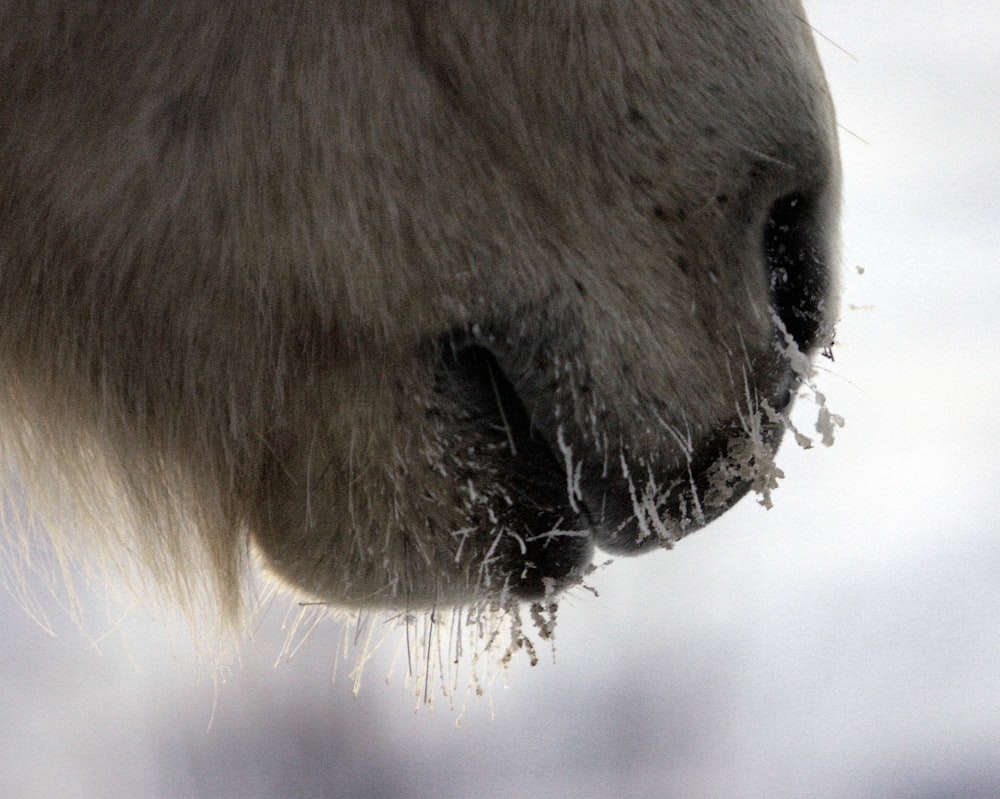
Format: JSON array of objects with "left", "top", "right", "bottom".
[{"left": 763, "top": 192, "right": 833, "bottom": 352}]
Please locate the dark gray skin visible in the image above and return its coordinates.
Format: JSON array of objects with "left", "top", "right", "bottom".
[{"left": 0, "top": 1, "right": 839, "bottom": 622}]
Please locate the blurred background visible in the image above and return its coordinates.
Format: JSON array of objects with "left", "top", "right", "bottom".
[{"left": 4, "top": 2, "right": 999, "bottom": 797}]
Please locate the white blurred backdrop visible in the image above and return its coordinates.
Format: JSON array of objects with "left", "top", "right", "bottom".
[{"left": 4, "top": 2, "right": 1000, "bottom": 797}]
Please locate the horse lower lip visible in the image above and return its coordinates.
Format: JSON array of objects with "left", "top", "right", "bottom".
[{"left": 574, "top": 413, "right": 788, "bottom": 554}]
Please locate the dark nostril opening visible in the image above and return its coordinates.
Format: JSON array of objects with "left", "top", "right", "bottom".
[{"left": 764, "top": 193, "right": 832, "bottom": 352}]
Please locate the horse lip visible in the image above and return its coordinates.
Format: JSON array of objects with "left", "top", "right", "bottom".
[
  {"left": 434, "top": 325, "right": 796, "bottom": 567},
  {"left": 577, "top": 414, "right": 787, "bottom": 554}
]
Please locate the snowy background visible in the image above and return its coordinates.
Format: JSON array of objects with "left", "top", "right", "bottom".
[{"left": 4, "top": 2, "right": 1000, "bottom": 797}]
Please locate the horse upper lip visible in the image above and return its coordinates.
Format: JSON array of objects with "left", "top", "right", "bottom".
[{"left": 434, "top": 327, "right": 795, "bottom": 566}]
